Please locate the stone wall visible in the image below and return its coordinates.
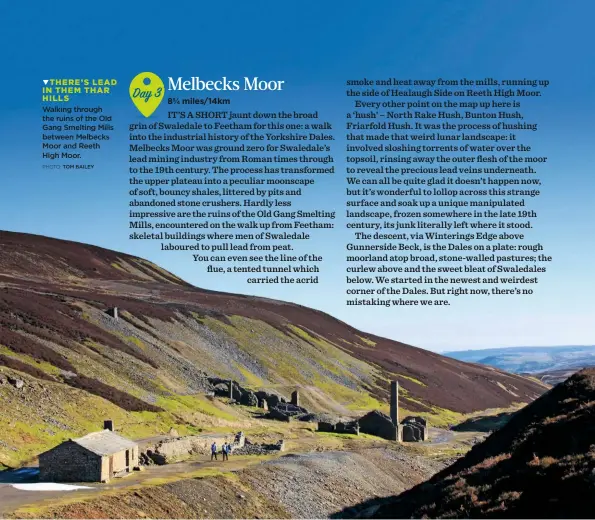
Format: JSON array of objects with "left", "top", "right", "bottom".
[
  {"left": 110, "top": 446, "right": 139, "bottom": 475},
  {"left": 401, "top": 416, "right": 429, "bottom": 442},
  {"left": 141, "top": 432, "right": 245, "bottom": 465},
  {"left": 39, "top": 442, "right": 103, "bottom": 482},
  {"left": 359, "top": 410, "right": 400, "bottom": 441}
]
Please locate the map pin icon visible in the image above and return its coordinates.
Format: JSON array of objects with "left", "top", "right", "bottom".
[{"left": 129, "top": 72, "right": 165, "bottom": 117}]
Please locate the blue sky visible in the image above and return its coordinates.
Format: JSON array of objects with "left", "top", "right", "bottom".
[{"left": 1, "top": 0, "right": 594, "bottom": 351}]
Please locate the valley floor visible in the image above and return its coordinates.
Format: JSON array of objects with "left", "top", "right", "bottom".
[{"left": 0, "top": 426, "right": 486, "bottom": 519}]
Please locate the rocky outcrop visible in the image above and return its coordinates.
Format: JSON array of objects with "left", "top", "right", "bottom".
[{"left": 0, "top": 374, "right": 25, "bottom": 389}]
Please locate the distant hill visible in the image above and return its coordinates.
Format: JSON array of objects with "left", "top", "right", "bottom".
[
  {"left": 353, "top": 368, "right": 595, "bottom": 518},
  {"left": 445, "top": 345, "right": 595, "bottom": 376},
  {"left": 0, "top": 231, "right": 547, "bottom": 467}
]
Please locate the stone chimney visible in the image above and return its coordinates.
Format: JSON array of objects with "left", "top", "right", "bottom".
[
  {"left": 291, "top": 390, "right": 300, "bottom": 407},
  {"left": 104, "top": 419, "right": 115, "bottom": 432},
  {"left": 390, "top": 381, "right": 399, "bottom": 426}
]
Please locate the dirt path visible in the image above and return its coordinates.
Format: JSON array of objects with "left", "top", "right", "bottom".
[
  {"left": 0, "top": 454, "right": 271, "bottom": 516},
  {"left": 0, "top": 428, "right": 482, "bottom": 517},
  {"left": 6, "top": 447, "right": 445, "bottom": 519}
]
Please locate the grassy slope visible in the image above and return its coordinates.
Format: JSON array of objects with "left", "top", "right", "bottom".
[{"left": 0, "top": 231, "right": 548, "bottom": 467}]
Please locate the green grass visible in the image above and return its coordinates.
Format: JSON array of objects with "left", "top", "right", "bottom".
[
  {"left": 392, "top": 373, "right": 427, "bottom": 387},
  {"left": 156, "top": 394, "right": 236, "bottom": 422},
  {"left": 135, "top": 258, "right": 187, "bottom": 283},
  {"left": 315, "top": 431, "right": 381, "bottom": 441},
  {"left": 357, "top": 336, "right": 377, "bottom": 347},
  {"left": 201, "top": 316, "right": 391, "bottom": 416},
  {"left": 235, "top": 363, "right": 265, "bottom": 388},
  {"left": 126, "top": 336, "right": 146, "bottom": 350},
  {"left": 0, "top": 377, "right": 244, "bottom": 468},
  {"left": 408, "top": 443, "right": 471, "bottom": 461},
  {"left": 0, "top": 345, "right": 63, "bottom": 376},
  {"left": 111, "top": 262, "right": 126, "bottom": 272},
  {"left": 313, "top": 378, "right": 384, "bottom": 411},
  {"left": 12, "top": 455, "right": 273, "bottom": 518}
]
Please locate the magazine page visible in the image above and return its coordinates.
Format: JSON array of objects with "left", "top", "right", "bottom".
[{"left": 1, "top": 1, "right": 593, "bottom": 518}]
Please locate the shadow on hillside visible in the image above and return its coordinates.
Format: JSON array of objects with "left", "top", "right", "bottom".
[
  {"left": 0, "top": 467, "right": 39, "bottom": 484},
  {"left": 452, "top": 411, "right": 514, "bottom": 433},
  {"left": 329, "top": 494, "right": 399, "bottom": 519}
]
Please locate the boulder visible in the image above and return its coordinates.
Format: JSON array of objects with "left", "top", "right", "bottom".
[{"left": 7, "top": 376, "right": 24, "bottom": 389}]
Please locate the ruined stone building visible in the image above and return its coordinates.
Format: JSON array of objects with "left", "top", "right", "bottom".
[
  {"left": 342, "top": 381, "right": 429, "bottom": 442},
  {"left": 39, "top": 425, "right": 139, "bottom": 483},
  {"left": 401, "top": 416, "right": 429, "bottom": 441},
  {"left": 105, "top": 307, "right": 119, "bottom": 320}
]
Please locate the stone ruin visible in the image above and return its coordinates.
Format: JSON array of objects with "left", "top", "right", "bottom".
[
  {"left": 229, "top": 437, "right": 285, "bottom": 456},
  {"left": 320, "top": 381, "right": 429, "bottom": 442},
  {"left": 268, "top": 402, "right": 308, "bottom": 422},
  {"left": 358, "top": 410, "right": 400, "bottom": 441},
  {"left": 355, "top": 382, "right": 402, "bottom": 441},
  {"left": 140, "top": 431, "right": 245, "bottom": 465},
  {"left": 255, "top": 390, "right": 286, "bottom": 408},
  {"left": 318, "top": 419, "right": 359, "bottom": 435},
  {"left": 401, "top": 416, "right": 429, "bottom": 442},
  {"left": 105, "top": 307, "right": 119, "bottom": 320},
  {"left": 209, "top": 378, "right": 282, "bottom": 409},
  {"left": 207, "top": 377, "right": 317, "bottom": 423},
  {"left": 207, "top": 377, "right": 428, "bottom": 442}
]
